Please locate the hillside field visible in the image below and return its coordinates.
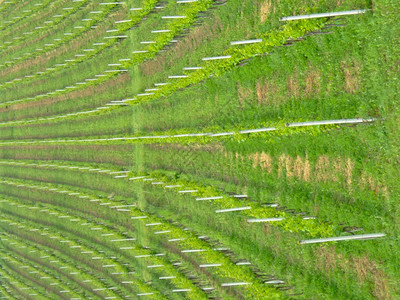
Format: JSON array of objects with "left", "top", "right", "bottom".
[{"left": 0, "top": 0, "right": 399, "bottom": 299}]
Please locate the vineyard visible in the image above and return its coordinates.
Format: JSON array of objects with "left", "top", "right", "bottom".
[{"left": 0, "top": 0, "right": 399, "bottom": 299}]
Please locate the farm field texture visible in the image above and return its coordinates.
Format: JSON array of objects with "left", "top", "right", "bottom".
[{"left": 0, "top": 0, "right": 399, "bottom": 298}]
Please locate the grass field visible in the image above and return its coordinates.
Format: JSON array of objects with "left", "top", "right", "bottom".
[{"left": 0, "top": 0, "right": 399, "bottom": 299}]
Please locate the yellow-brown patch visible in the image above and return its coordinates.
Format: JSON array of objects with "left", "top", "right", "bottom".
[
  {"left": 304, "top": 64, "right": 321, "bottom": 96},
  {"left": 260, "top": 0, "right": 272, "bottom": 23},
  {"left": 286, "top": 69, "right": 301, "bottom": 98},
  {"left": 277, "top": 154, "right": 293, "bottom": 178},
  {"left": 259, "top": 152, "right": 273, "bottom": 173},
  {"left": 352, "top": 255, "right": 391, "bottom": 300},
  {"left": 341, "top": 59, "right": 361, "bottom": 93},
  {"left": 293, "top": 155, "right": 311, "bottom": 182},
  {"left": 255, "top": 78, "right": 281, "bottom": 105},
  {"left": 315, "top": 245, "right": 339, "bottom": 273},
  {"left": 236, "top": 82, "right": 252, "bottom": 108}
]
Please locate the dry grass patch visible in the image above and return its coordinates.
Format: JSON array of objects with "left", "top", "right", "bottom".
[
  {"left": 305, "top": 64, "right": 321, "bottom": 96},
  {"left": 293, "top": 155, "right": 311, "bottom": 181},
  {"left": 341, "top": 59, "right": 361, "bottom": 93},
  {"left": 236, "top": 82, "right": 252, "bottom": 108},
  {"left": 352, "top": 254, "right": 391, "bottom": 300},
  {"left": 256, "top": 78, "right": 282, "bottom": 105},
  {"left": 286, "top": 68, "right": 301, "bottom": 98},
  {"left": 360, "top": 171, "right": 390, "bottom": 200},
  {"left": 260, "top": 0, "right": 272, "bottom": 23},
  {"left": 315, "top": 245, "right": 341, "bottom": 273},
  {"left": 315, "top": 246, "right": 392, "bottom": 299},
  {"left": 245, "top": 151, "right": 391, "bottom": 200}
]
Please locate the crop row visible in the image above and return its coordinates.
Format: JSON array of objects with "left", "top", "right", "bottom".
[
  {"left": 0, "top": 0, "right": 143, "bottom": 85},
  {"left": 0, "top": 264, "right": 49, "bottom": 300},
  {"left": 0, "top": 197, "right": 188, "bottom": 298},
  {"left": 0, "top": 117, "right": 375, "bottom": 146},
  {"left": 0, "top": 157, "right": 372, "bottom": 240},
  {"left": 0, "top": 0, "right": 56, "bottom": 32},
  {"left": 0, "top": 192, "right": 221, "bottom": 298},
  {"left": 0, "top": 16, "right": 342, "bottom": 125},
  {"left": 0, "top": 247, "right": 83, "bottom": 299},
  {"left": 0, "top": 205, "right": 213, "bottom": 299},
  {"left": 0, "top": 157, "right": 387, "bottom": 298},
  {"left": 0, "top": 0, "right": 215, "bottom": 107},
  {"left": 0, "top": 2, "right": 124, "bottom": 88},
  {"left": 0, "top": 0, "right": 17, "bottom": 14},
  {"left": 0, "top": 0, "right": 90, "bottom": 55},
  {"left": 1, "top": 231, "right": 130, "bottom": 299},
  {"left": 0, "top": 214, "right": 162, "bottom": 299},
  {"left": 0, "top": 176, "right": 287, "bottom": 299}
]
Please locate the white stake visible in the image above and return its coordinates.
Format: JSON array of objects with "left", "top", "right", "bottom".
[
  {"left": 216, "top": 206, "right": 251, "bottom": 213},
  {"left": 247, "top": 218, "right": 284, "bottom": 223},
  {"left": 196, "top": 196, "right": 223, "bottom": 201},
  {"left": 300, "top": 233, "right": 386, "bottom": 244},
  {"left": 202, "top": 55, "right": 231, "bottom": 61},
  {"left": 199, "top": 263, "right": 222, "bottom": 268},
  {"left": 231, "top": 39, "right": 262, "bottom": 45},
  {"left": 221, "top": 282, "right": 250, "bottom": 287},
  {"left": 280, "top": 9, "right": 369, "bottom": 21}
]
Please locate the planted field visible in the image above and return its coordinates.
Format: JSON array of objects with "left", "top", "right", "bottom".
[{"left": 0, "top": 0, "right": 399, "bottom": 299}]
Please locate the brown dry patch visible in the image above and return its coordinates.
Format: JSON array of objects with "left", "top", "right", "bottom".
[
  {"left": 359, "top": 171, "right": 390, "bottom": 200},
  {"left": 344, "top": 158, "right": 354, "bottom": 186},
  {"left": 235, "top": 152, "right": 244, "bottom": 162},
  {"left": 259, "top": 152, "right": 273, "bottom": 173},
  {"left": 248, "top": 152, "right": 260, "bottom": 168},
  {"left": 315, "top": 245, "right": 340, "bottom": 273},
  {"left": 260, "top": 0, "right": 272, "bottom": 23},
  {"left": 352, "top": 255, "right": 391, "bottom": 300},
  {"left": 236, "top": 82, "right": 252, "bottom": 108},
  {"left": 256, "top": 78, "right": 282, "bottom": 105},
  {"left": 315, "top": 247, "right": 391, "bottom": 299},
  {"left": 304, "top": 64, "right": 321, "bottom": 96},
  {"left": 0, "top": 73, "right": 131, "bottom": 117},
  {"left": 341, "top": 59, "right": 361, "bottom": 94},
  {"left": 286, "top": 69, "right": 301, "bottom": 98},
  {"left": 315, "top": 155, "right": 336, "bottom": 182},
  {"left": 141, "top": 16, "right": 224, "bottom": 76},
  {"left": 277, "top": 154, "right": 293, "bottom": 178},
  {"left": 247, "top": 152, "right": 358, "bottom": 187},
  {"left": 293, "top": 155, "right": 311, "bottom": 182},
  {"left": 248, "top": 152, "right": 273, "bottom": 172}
]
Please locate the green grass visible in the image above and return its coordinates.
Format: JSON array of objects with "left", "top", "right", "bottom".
[{"left": 1, "top": 0, "right": 400, "bottom": 298}]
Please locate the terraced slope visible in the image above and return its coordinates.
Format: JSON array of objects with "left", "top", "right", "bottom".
[{"left": 1, "top": 0, "right": 399, "bottom": 299}]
